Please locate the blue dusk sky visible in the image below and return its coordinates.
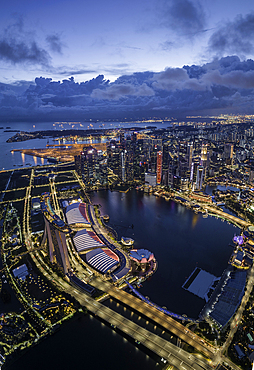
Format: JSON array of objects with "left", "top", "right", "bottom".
[{"left": 1, "top": 0, "right": 254, "bottom": 122}]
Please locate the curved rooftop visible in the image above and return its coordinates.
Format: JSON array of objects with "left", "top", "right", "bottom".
[
  {"left": 86, "top": 248, "right": 119, "bottom": 273},
  {"left": 130, "top": 249, "right": 154, "bottom": 264},
  {"left": 66, "top": 202, "right": 89, "bottom": 226},
  {"left": 73, "top": 229, "right": 104, "bottom": 252},
  {"left": 40, "top": 192, "right": 70, "bottom": 232}
]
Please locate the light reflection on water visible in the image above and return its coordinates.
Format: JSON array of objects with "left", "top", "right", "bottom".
[{"left": 90, "top": 189, "right": 239, "bottom": 319}]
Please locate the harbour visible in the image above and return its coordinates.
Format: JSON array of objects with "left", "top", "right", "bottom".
[{"left": 2, "top": 186, "right": 240, "bottom": 370}]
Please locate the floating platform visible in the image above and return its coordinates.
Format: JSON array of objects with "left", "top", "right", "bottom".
[
  {"left": 182, "top": 267, "right": 219, "bottom": 302},
  {"left": 121, "top": 237, "right": 134, "bottom": 246}
]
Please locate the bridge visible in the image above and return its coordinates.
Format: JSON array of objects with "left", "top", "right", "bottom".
[
  {"left": 126, "top": 281, "right": 197, "bottom": 323},
  {"left": 20, "top": 168, "right": 231, "bottom": 369},
  {"left": 89, "top": 277, "right": 215, "bottom": 359},
  {"left": 70, "top": 288, "right": 215, "bottom": 370}
]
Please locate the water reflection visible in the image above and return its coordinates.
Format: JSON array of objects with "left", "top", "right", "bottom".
[
  {"left": 21, "top": 152, "right": 25, "bottom": 165},
  {"left": 90, "top": 189, "right": 239, "bottom": 318},
  {"left": 191, "top": 213, "right": 199, "bottom": 228}
]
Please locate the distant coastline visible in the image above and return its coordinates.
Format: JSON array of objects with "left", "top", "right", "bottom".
[{"left": 6, "top": 126, "right": 156, "bottom": 143}]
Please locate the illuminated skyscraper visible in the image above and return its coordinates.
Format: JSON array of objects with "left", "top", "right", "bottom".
[
  {"left": 200, "top": 144, "right": 208, "bottom": 166},
  {"left": 156, "top": 151, "right": 162, "bottom": 185},
  {"left": 187, "top": 142, "right": 193, "bottom": 169},
  {"left": 196, "top": 165, "right": 204, "bottom": 190},
  {"left": 121, "top": 151, "right": 126, "bottom": 181}
]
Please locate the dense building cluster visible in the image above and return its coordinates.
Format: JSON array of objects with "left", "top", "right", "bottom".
[{"left": 74, "top": 121, "right": 254, "bottom": 192}]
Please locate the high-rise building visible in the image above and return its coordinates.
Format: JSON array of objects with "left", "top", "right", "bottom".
[
  {"left": 156, "top": 151, "right": 162, "bottom": 185},
  {"left": 107, "top": 141, "right": 121, "bottom": 179},
  {"left": 224, "top": 143, "right": 234, "bottom": 165},
  {"left": 74, "top": 152, "right": 85, "bottom": 177},
  {"left": 168, "top": 156, "right": 177, "bottom": 188},
  {"left": 196, "top": 165, "right": 204, "bottom": 190},
  {"left": 187, "top": 143, "right": 193, "bottom": 169}
]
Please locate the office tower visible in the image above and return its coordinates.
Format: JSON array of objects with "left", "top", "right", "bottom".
[
  {"left": 107, "top": 141, "right": 122, "bottom": 179},
  {"left": 196, "top": 165, "right": 204, "bottom": 190},
  {"left": 224, "top": 143, "right": 234, "bottom": 165},
  {"left": 156, "top": 151, "right": 162, "bottom": 185},
  {"left": 187, "top": 142, "right": 193, "bottom": 169},
  {"left": 74, "top": 152, "right": 85, "bottom": 177},
  {"left": 168, "top": 156, "right": 177, "bottom": 189},
  {"left": 121, "top": 151, "right": 126, "bottom": 182}
]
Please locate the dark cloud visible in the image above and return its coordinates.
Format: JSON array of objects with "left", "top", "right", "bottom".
[
  {"left": 0, "top": 39, "right": 51, "bottom": 66},
  {"left": 46, "top": 34, "right": 64, "bottom": 54},
  {"left": 159, "top": 0, "right": 206, "bottom": 37},
  {"left": 56, "top": 68, "right": 97, "bottom": 76},
  {"left": 91, "top": 83, "right": 154, "bottom": 100},
  {"left": 202, "top": 69, "right": 254, "bottom": 89},
  {"left": 208, "top": 13, "right": 254, "bottom": 56},
  {"left": 0, "top": 18, "right": 51, "bottom": 66},
  {"left": 113, "top": 71, "right": 154, "bottom": 86},
  {"left": 2, "top": 56, "right": 254, "bottom": 121}
]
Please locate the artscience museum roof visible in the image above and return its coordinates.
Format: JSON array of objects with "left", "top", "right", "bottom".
[{"left": 130, "top": 249, "right": 154, "bottom": 264}]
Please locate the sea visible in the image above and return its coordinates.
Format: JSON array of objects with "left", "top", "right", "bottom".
[
  {"left": 0, "top": 121, "right": 239, "bottom": 369},
  {"left": 0, "top": 120, "right": 165, "bottom": 171}
]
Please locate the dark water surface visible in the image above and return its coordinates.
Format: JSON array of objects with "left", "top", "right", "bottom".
[
  {"left": 3, "top": 186, "right": 239, "bottom": 369},
  {"left": 90, "top": 190, "right": 239, "bottom": 318},
  {"left": 5, "top": 313, "right": 159, "bottom": 370}
]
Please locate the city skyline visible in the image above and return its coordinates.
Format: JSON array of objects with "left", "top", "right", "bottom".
[
  {"left": 2, "top": 120, "right": 254, "bottom": 368},
  {"left": 1, "top": 1, "right": 254, "bottom": 121}
]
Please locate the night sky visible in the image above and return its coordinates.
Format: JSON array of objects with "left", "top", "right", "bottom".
[{"left": 1, "top": 0, "right": 254, "bottom": 121}]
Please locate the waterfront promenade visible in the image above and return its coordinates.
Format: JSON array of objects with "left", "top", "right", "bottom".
[
  {"left": 168, "top": 190, "right": 251, "bottom": 229},
  {"left": 24, "top": 170, "right": 215, "bottom": 367},
  {"left": 204, "top": 205, "right": 251, "bottom": 229},
  {"left": 18, "top": 167, "right": 245, "bottom": 369}
]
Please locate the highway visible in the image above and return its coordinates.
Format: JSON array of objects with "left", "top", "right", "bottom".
[
  {"left": 86, "top": 199, "right": 215, "bottom": 359},
  {"left": 27, "top": 251, "right": 215, "bottom": 370},
  {"left": 20, "top": 168, "right": 244, "bottom": 369},
  {"left": 70, "top": 289, "right": 215, "bottom": 370},
  {"left": 89, "top": 277, "right": 216, "bottom": 359}
]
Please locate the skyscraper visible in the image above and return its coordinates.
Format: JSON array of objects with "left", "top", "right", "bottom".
[{"left": 156, "top": 151, "right": 162, "bottom": 185}]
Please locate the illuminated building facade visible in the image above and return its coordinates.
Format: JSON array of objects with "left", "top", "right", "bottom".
[{"left": 156, "top": 151, "right": 162, "bottom": 185}]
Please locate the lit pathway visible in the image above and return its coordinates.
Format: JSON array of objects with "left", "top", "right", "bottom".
[
  {"left": 212, "top": 261, "right": 254, "bottom": 369},
  {"left": 204, "top": 205, "right": 251, "bottom": 228}
]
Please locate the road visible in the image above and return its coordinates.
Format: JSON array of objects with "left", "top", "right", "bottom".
[
  {"left": 90, "top": 277, "right": 216, "bottom": 359},
  {"left": 21, "top": 168, "right": 245, "bottom": 370},
  {"left": 86, "top": 200, "right": 215, "bottom": 359}
]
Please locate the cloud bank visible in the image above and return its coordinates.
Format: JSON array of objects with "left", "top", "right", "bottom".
[
  {"left": 1, "top": 56, "right": 254, "bottom": 122},
  {"left": 160, "top": 0, "right": 206, "bottom": 37},
  {"left": 208, "top": 13, "right": 254, "bottom": 57},
  {"left": 0, "top": 18, "right": 51, "bottom": 66}
]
